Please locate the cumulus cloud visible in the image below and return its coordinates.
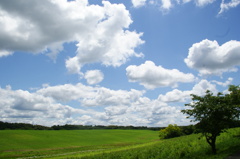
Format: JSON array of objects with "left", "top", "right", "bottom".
[
  {"left": 158, "top": 89, "right": 191, "bottom": 103},
  {"left": 0, "top": 83, "right": 190, "bottom": 127},
  {"left": 185, "top": 39, "right": 240, "bottom": 76},
  {"left": 158, "top": 79, "right": 218, "bottom": 103},
  {"left": 191, "top": 79, "right": 218, "bottom": 95},
  {"left": 161, "top": 0, "right": 173, "bottom": 10},
  {"left": 0, "top": 86, "right": 86, "bottom": 126},
  {"left": 64, "top": 1, "right": 144, "bottom": 74},
  {"left": 37, "top": 83, "right": 145, "bottom": 107},
  {"left": 81, "top": 88, "right": 145, "bottom": 107},
  {"left": 84, "top": 70, "right": 104, "bottom": 85},
  {"left": 219, "top": 0, "right": 240, "bottom": 14},
  {"left": 132, "top": 0, "right": 147, "bottom": 8},
  {"left": 126, "top": 61, "right": 195, "bottom": 89},
  {"left": 0, "top": 0, "right": 75, "bottom": 57},
  {"left": 0, "top": 0, "right": 144, "bottom": 71}
]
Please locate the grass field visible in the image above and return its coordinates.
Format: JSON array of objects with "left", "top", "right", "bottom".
[
  {"left": 0, "top": 129, "right": 159, "bottom": 158},
  {"left": 0, "top": 128, "right": 240, "bottom": 159}
]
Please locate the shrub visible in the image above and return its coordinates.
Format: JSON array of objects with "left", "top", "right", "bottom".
[
  {"left": 181, "top": 125, "right": 196, "bottom": 135},
  {"left": 159, "top": 124, "right": 183, "bottom": 139}
]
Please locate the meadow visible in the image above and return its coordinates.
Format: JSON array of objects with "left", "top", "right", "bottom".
[
  {"left": 0, "top": 129, "right": 159, "bottom": 158},
  {"left": 0, "top": 128, "right": 240, "bottom": 159}
]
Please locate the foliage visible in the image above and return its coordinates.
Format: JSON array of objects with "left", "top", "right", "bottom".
[
  {"left": 0, "top": 121, "right": 51, "bottom": 130},
  {"left": 66, "top": 128, "right": 240, "bottom": 159},
  {"left": 181, "top": 125, "right": 196, "bottom": 135},
  {"left": 159, "top": 124, "right": 183, "bottom": 139},
  {"left": 181, "top": 85, "right": 240, "bottom": 154}
]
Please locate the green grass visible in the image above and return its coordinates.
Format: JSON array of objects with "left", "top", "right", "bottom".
[
  {"left": 1, "top": 128, "right": 240, "bottom": 159},
  {"left": 58, "top": 128, "right": 240, "bottom": 159},
  {"left": 0, "top": 129, "right": 159, "bottom": 158}
]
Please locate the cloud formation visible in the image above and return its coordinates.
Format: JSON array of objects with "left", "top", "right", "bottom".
[
  {"left": 37, "top": 83, "right": 145, "bottom": 107},
  {"left": 194, "top": 0, "right": 216, "bottom": 6},
  {"left": 126, "top": 61, "right": 195, "bottom": 89},
  {"left": 132, "top": 0, "right": 240, "bottom": 14},
  {"left": 219, "top": 0, "right": 240, "bottom": 14},
  {"left": 0, "top": 84, "right": 188, "bottom": 127},
  {"left": 1, "top": 77, "right": 231, "bottom": 126},
  {"left": 84, "top": 70, "right": 104, "bottom": 85},
  {"left": 0, "top": 0, "right": 144, "bottom": 71},
  {"left": 132, "top": 0, "right": 147, "bottom": 8},
  {"left": 185, "top": 39, "right": 240, "bottom": 76},
  {"left": 158, "top": 79, "right": 218, "bottom": 103},
  {"left": 0, "top": 85, "right": 84, "bottom": 126}
]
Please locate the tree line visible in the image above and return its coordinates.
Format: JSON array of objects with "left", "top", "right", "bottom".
[{"left": 0, "top": 121, "right": 164, "bottom": 130}]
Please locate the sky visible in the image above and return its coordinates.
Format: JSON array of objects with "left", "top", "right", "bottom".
[{"left": 0, "top": 0, "right": 240, "bottom": 127}]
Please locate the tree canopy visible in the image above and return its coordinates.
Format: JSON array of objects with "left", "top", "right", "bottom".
[{"left": 181, "top": 85, "right": 240, "bottom": 154}]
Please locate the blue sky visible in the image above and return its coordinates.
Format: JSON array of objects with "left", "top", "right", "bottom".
[{"left": 0, "top": 0, "right": 240, "bottom": 127}]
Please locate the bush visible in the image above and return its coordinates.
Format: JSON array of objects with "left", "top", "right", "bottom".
[
  {"left": 159, "top": 124, "right": 183, "bottom": 139},
  {"left": 181, "top": 125, "right": 196, "bottom": 135}
]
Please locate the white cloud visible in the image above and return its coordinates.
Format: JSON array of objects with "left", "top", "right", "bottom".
[
  {"left": 195, "top": 0, "right": 215, "bottom": 6},
  {"left": 161, "top": 0, "right": 173, "bottom": 10},
  {"left": 212, "top": 77, "right": 233, "bottom": 87},
  {"left": 37, "top": 83, "right": 97, "bottom": 102},
  {"left": 65, "top": 57, "right": 82, "bottom": 75},
  {"left": 158, "top": 89, "right": 191, "bottom": 103},
  {"left": 81, "top": 88, "right": 145, "bottom": 107},
  {"left": 134, "top": 0, "right": 239, "bottom": 14},
  {"left": 0, "top": 0, "right": 144, "bottom": 73},
  {"left": 84, "top": 70, "right": 104, "bottom": 85},
  {"left": 132, "top": 0, "right": 147, "bottom": 8},
  {"left": 182, "top": 0, "right": 192, "bottom": 3},
  {"left": 64, "top": 1, "right": 144, "bottom": 74},
  {"left": 0, "top": 50, "right": 13, "bottom": 57},
  {"left": 185, "top": 39, "right": 240, "bottom": 76},
  {"left": 158, "top": 79, "right": 218, "bottom": 103},
  {"left": 191, "top": 79, "right": 218, "bottom": 95},
  {"left": 0, "top": 83, "right": 190, "bottom": 127},
  {"left": 173, "top": 0, "right": 216, "bottom": 7},
  {"left": 0, "top": 0, "right": 76, "bottom": 57},
  {"left": 0, "top": 86, "right": 86, "bottom": 126},
  {"left": 126, "top": 61, "right": 195, "bottom": 89},
  {"left": 219, "top": 0, "right": 240, "bottom": 14},
  {"left": 105, "top": 106, "right": 128, "bottom": 116},
  {"left": 37, "top": 83, "right": 145, "bottom": 107}
]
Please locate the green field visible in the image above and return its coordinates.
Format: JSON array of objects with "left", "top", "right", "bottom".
[
  {"left": 0, "top": 129, "right": 159, "bottom": 158},
  {"left": 0, "top": 128, "right": 240, "bottom": 159}
]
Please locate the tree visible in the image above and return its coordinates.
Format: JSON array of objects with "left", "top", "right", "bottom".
[
  {"left": 159, "top": 124, "right": 183, "bottom": 139},
  {"left": 181, "top": 85, "right": 240, "bottom": 154}
]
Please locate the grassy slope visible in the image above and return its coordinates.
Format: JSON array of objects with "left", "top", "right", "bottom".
[
  {"left": 0, "top": 129, "right": 159, "bottom": 158},
  {"left": 67, "top": 127, "right": 240, "bottom": 159},
  {"left": 1, "top": 128, "right": 240, "bottom": 159}
]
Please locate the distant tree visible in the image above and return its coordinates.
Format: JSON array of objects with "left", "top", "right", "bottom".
[
  {"left": 181, "top": 85, "right": 240, "bottom": 154},
  {"left": 181, "top": 125, "right": 196, "bottom": 135},
  {"left": 159, "top": 124, "right": 183, "bottom": 139}
]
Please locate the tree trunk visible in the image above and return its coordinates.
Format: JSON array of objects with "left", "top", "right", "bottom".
[{"left": 206, "top": 134, "right": 217, "bottom": 154}]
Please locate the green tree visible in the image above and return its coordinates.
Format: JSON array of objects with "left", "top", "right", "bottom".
[
  {"left": 159, "top": 124, "right": 182, "bottom": 139},
  {"left": 181, "top": 85, "right": 240, "bottom": 154}
]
